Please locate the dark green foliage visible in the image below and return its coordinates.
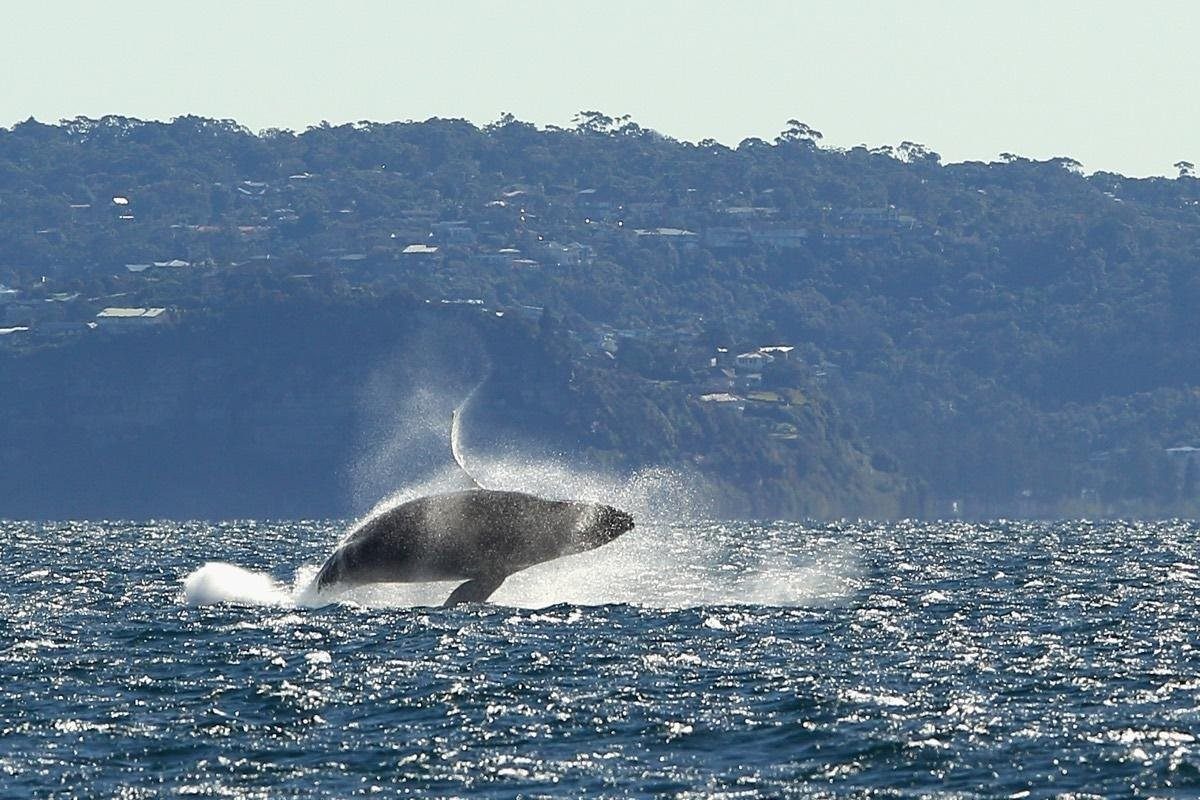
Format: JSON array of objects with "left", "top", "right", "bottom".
[{"left": 3, "top": 114, "right": 1200, "bottom": 517}]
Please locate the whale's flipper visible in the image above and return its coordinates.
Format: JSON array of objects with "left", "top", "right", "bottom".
[
  {"left": 443, "top": 574, "right": 506, "bottom": 607},
  {"left": 451, "top": 407, "right": 483, "bottom": 490}
]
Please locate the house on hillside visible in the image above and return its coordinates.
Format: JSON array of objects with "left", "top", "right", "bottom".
[
  {"left": 759, "top": 345, "right": 794, "bottom": 361},
  {"left": 699, "top": 392, "right": 742, "bottom": 405},
  {"left": 634, "top": 228, "right": 699, "bottom": 248},
  {"left": 402, "top": 244, "right": 441, "bottom": 264},
  {"left": 736, "top": 351, "right": 774, "bottom": 371},
  {"left": 95, "top": 307, "right": 172, "bottom": 328}
]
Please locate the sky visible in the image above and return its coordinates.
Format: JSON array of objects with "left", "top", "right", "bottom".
[{"left": 2, "top": 1, "right": 1196, "bottom": 177}]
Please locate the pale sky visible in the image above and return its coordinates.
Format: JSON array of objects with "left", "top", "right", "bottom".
[{"left": 1, "top": 1, "right": 1196, "bottom": 176}]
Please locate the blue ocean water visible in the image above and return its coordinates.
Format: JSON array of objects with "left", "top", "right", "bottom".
[{"left": 3, "top": 518, "right": 1200, "bottom": 798}]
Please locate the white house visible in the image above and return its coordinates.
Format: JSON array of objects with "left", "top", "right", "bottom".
[
  {"left": 736, "top": 351, "right": 774, "bottom": 371},
  {"left": 96, "top": 307, "right": 170, "bottom": 327},
  {"left": 759, "top": 345, "right": 795, "bottom": 361}
]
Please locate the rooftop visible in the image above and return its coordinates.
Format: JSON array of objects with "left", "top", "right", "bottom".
[{"left": 96, "top": 307, "right": 167, "bottom": 319}]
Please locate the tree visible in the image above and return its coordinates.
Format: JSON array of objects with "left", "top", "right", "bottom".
[
  {"left": 572, "top": 110, "right": 615, "bottom": 135},
  {"left": 776, "top": 119, "right": 823, "bottom": 146},
  {"left": 485, "top": 112, "right": 517, "bottom": 131},
  {"left": 1049, "top": 156, "right": 1084, "bottom": 174},
  {"left": 897, "top": 141, "right": 941, "bottom": 165}
]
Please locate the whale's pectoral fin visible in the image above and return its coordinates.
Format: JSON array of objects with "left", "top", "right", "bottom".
[{"left": 443, "top": 574, "right": 506, "bottom": 607}]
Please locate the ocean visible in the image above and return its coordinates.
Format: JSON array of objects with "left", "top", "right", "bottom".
[{"left": 3, "top": 517, "right": 1199, "bottom": 798}]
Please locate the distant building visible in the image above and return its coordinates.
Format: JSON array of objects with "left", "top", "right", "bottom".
[
  {"left": 699, "top": 392, "right": 742, "bottom": 404},
  {"left": 634, "top": 227, "right": 697, "bottom": 239},
  {"left": 736, "top": 351, "right": 774, "bottom": 371},
  {"left": 96, "top": 307, "right": 171, "bottom": 327},
  {"left": 759, "top": 345, "right": 794, "bottom": 360},
  {"left": 723, "top": 205, "right": 777, "bottom": 218},
  {"left": 402, "top": 244, "right": 442, "bottom": 264}
]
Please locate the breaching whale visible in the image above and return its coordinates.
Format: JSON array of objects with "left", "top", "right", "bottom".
[
  {"left": 313, "top": 488, "right": 634, "bottom": 605},
  {"left": 313, "top": 395, "right": 635, "bottom": 606}
]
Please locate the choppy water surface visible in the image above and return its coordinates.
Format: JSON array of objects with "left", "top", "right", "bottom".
[{"left": 3, "top": 519, "right": 1200, "bottom": 797}]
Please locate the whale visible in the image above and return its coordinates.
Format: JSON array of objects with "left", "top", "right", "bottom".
[
  {"left": 313, "top": 488, "right": 634, "bottom": 605},
  {"left": 313, "top": 390, "right": 635, "bottom": 606}
]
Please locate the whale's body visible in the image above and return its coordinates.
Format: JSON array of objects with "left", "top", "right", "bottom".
[{"left": 314, "top": 488, "right": 634, "bottom": 606}]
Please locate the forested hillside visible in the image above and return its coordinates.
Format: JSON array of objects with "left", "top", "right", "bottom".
[{"left": 3, "top": 114, "right": 1200, "bottom": 518}]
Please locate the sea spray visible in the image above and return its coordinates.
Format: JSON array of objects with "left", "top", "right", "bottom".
[
  {"left": 182, "top": 562, "right": 292, "bottom": 606},
  {"left": 182, "top": 516, "right": 859, "bottom": 610},
  {"left": 185, "top": 369, "right": 852, "bottom": 610},
  {"left": 349, "top": 331, "right": 488, "bottom": 514}
]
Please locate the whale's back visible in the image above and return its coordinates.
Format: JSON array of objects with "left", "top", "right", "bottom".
[{"left": 315, "top": 489, "right": 591, "bottom": 589}]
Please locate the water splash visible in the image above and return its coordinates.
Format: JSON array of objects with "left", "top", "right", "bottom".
[
  {"left": 182, "top": 562, "right": 291, "bottom": 606},
  {"left": 183, "top": 357, "right": 856, "bottom": 610},
  {"left": 181, "top": 517, "right": 860, "bottom": 610}
]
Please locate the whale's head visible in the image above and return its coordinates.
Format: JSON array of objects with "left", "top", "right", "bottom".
[{"left": 571, "top": 503, "right": 635, "bottom": 553}]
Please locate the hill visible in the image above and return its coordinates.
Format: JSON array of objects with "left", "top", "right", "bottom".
[{"left": 3, "top": 114, "right": 1200, "bottom": 518}]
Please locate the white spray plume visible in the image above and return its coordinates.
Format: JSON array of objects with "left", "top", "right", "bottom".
[
  {"left": 182, "top": 562, "right": 292, "bottom": 606},
  {"left": 182, "top": 336, "right": 858, "bottom": 611}
]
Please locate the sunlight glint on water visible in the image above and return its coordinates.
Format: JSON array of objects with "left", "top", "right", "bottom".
[{"left": 5, "top": 519, "right": 1200, "bottom": 797}]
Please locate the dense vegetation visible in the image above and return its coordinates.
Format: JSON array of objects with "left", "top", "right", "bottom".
[{"left": 3, "top": 113, "right": 1200, "bottom": 518}]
